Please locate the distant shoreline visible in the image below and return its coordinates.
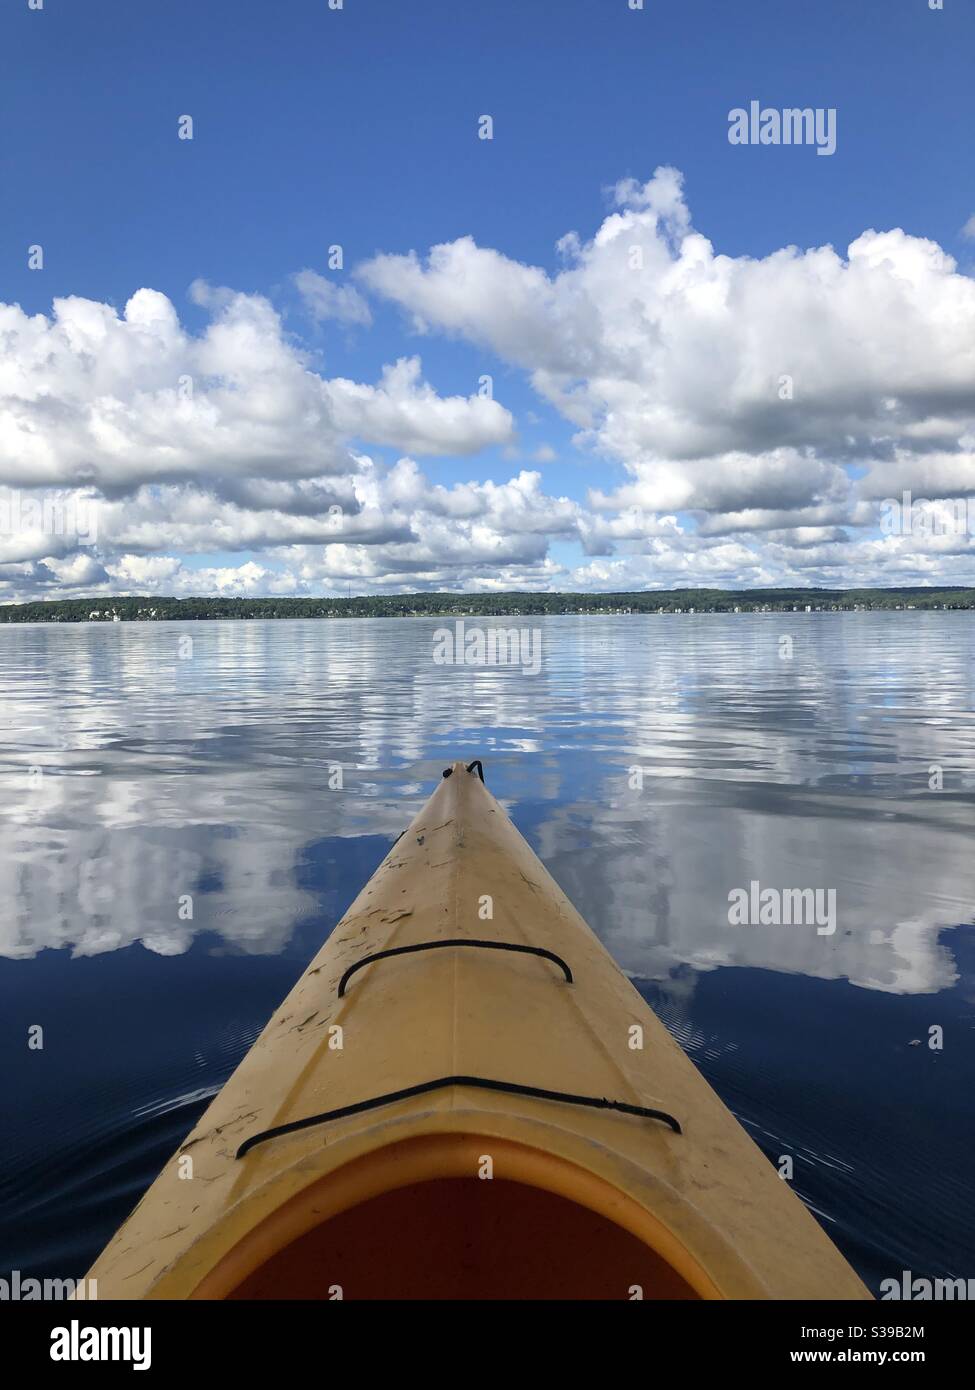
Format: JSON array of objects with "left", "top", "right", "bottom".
[{"left": 2, "top": 588, "right": 975, "bottom": 623}]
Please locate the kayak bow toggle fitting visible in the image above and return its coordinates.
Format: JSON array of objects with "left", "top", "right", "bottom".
[
  {"left": 442, "top": 759, "right": 484, "bottom": 781},
  {"left": 338, "top": 938, "right": 573, "bottom": 997}
]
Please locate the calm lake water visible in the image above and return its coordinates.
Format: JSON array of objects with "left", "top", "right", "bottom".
[{"left": 2, "top": 613, "right": 974, "bottom": 1295}]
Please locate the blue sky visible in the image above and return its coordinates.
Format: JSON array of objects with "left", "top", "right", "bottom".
[{"left": 2, "top": 0, "right": 974, "bottom": 597}]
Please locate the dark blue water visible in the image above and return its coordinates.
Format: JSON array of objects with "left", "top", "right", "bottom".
[{"left": 1, "top": 613, "right": 974, "bottom": 1294}]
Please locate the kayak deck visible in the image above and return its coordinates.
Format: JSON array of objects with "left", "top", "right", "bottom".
[{"left": 86, "top": 761, "right": 870, "bottom": 1300}]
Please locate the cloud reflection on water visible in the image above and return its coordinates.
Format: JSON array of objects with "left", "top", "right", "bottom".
[{"left": 1, "top": 613, "right": 973, "bottom": 994}]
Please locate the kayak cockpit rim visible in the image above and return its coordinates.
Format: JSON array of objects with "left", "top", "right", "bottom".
[{"left": 185, "top": 1131, "right": 733, "bottom": 1301}]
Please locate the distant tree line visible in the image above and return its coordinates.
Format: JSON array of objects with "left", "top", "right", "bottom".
[{"left": 1, "top": 587, "right": 974, "bottom": 623}]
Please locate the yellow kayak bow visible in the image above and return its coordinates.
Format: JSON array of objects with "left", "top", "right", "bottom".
[{"left": 86, "top": 760, "right": 870, "bottom": 1300}]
